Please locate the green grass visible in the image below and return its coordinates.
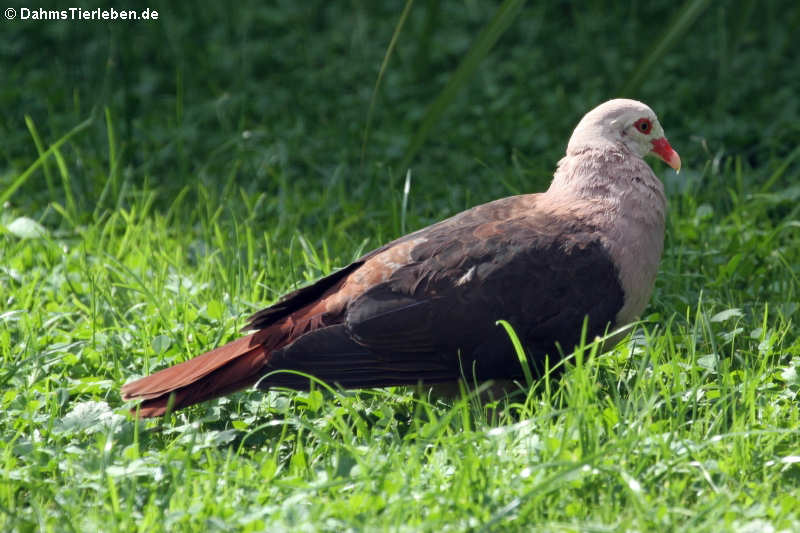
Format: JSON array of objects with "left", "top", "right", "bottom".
[{"left": 2, "top": 1, "right": 800, "bottom": 531}]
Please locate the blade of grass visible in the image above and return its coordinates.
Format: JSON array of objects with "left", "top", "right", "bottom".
[
  {"left": 94, "top": 107, "right": 122, "bottom": 218},
  {"left": 496, "top": 319, "right": 534, "bottom": 388},
  {"left": 360, "top": 0, "right": 415, "bottom": 166},
  {"left": 398, "top": 0, "right": 528, "bottom": 173},
  {"left": 400, "top": 169, "right": 411, "bottom": 234},
  {"left": 23, "top": 116, "right": 56, "bottom": 201},
  {"left": 51, "top": 143, "right": 77, "bottom": 218}
]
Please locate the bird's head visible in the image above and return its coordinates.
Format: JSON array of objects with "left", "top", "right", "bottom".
[{"left": 567, "top": 99, "right": 681, "bottom": 172}]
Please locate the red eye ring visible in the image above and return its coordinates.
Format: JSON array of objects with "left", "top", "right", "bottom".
[{"left": 633, "top": 118, "right": 652, "bottom": 134}]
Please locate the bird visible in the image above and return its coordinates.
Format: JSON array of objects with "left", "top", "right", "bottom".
[{"left": 122, "top": 98, "right": 680, "bottom": 417}]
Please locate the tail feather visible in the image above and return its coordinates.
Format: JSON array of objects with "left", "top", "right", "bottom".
[{"left": 122, "top": 327, "right": 286, "bottom": 417}]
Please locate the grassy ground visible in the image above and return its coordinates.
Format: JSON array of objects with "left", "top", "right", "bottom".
[{"left": 2, "top": 1, "right": 800, "bottom": 531}]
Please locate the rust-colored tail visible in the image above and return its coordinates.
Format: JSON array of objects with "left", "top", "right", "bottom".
[{"left": 121, "top": 328, "right": 282, "bottom": 417}]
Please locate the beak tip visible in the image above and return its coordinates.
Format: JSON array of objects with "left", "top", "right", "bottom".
[{"left": 670, "top": 154, "right": 682, "bottom": 173}]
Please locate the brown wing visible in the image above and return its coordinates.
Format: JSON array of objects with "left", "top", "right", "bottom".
[{"left": 245, "top": 194, "right": 533, "bottom": 331}]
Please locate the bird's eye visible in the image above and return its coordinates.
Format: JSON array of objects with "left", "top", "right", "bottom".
[{"left": 633, "top": 118, "right": 652, "bottom": 134}]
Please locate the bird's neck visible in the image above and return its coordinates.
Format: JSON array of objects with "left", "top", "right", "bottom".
[
  {"left": 547, "top": 147, "right": 666, "bottom": 222},
  {"left": 545, "top": 146, "right": 667, "bottom": 325}
]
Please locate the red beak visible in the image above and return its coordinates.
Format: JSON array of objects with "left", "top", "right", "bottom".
[{"left": 650, "top": 137, "right": 681, "bottom": 172}]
